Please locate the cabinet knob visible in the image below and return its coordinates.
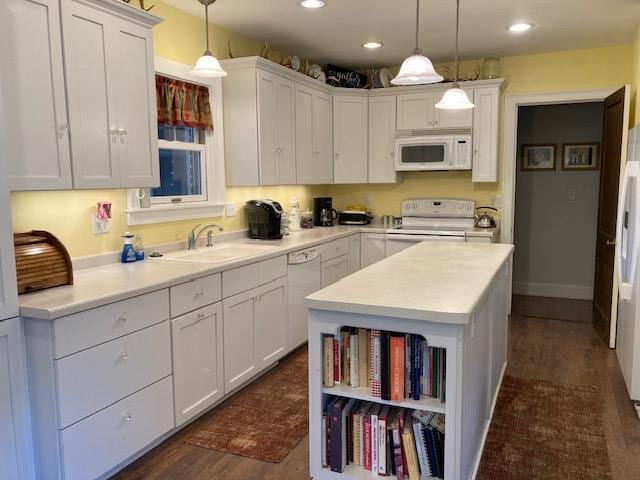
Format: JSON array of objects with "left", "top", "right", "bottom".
[
  {"left": 120, "top": 351, "right": 128, "bottom": 360},
  {"left": 58, "top": 124, "right": 69, "bottom": 137},
  {"left": 123, "top": 412, "right": 132, "bottom": 421},
  {"left": 197, "top": 312, "right": 206, "bottom": 320},
  {"left": 118, "top": 316, "right": 127, "bottom": 326},
  {"left": 118, "top": 128, "right": 128, "bottom": 137},
  {"left": 195, "top": 291, "right": 204, "bottom": 297},
  {"left": 434, "top": 120, "right": 439, "bottom": 126},
  {"left": 428, "top": 121, "right": 433, "bottom": 127}
]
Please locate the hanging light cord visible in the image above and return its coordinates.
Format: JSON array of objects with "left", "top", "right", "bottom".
[
  {"left": 201, "top": 0, "right": 217, "bottom": 55},
  {"left": 454, "top": 0, "right": 460, "bottom": 85},
  {"left": 414, "top": 0, "right": 421, "bottom": 54}
]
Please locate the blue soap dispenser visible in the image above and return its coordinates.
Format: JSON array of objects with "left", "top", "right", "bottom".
[{"left": 121, "top": 232, "right": 137, "bottom": 263}]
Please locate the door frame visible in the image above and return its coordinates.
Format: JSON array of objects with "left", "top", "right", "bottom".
[{"left": 501, "top": 86, "right": 630, "bottom": 348}]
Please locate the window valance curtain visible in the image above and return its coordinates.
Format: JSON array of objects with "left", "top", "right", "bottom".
[{"left": 156, "top": 75, "right": 213, "bottom": 130}]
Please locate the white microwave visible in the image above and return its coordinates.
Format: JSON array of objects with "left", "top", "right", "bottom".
[{"left": 394, "top": 134, "right": 472, "bottom": 171}]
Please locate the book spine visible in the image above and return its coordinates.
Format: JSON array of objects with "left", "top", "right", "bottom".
[
  {"left": 405, "top": 334, "right": 411, "bottom": 399},
  {"left": 421, "top": 340, "right": 429, "bottom": 396},
  {"left": 358, "top": 328, "right": 369, "bottom": 388},
  {"left": 401, "top": 425, "right": 420, "bottom": 480},
  {"left": 323, "top": 336, "right": 334, "bottom": 387},
  {"left": 412, "top": 335, "right": 421, "bottom": 401},
  {"left": 341, "top": 330, "right": 350, "bottom": 385},
  {"left": 371, "top": 412, "right": 379, "bottom": 473},
  {"left": 358, "top": 412, "right": 364, "bottom": 466},
  {"left": 381, "top": 331, "right": 391, "bottom": 400},
  {"left": 333, "top": 336, "right": 340, "bottom": 385},
  {"left": 413, "top": 421, "right": 431, "bottom": 477},
  {"left": 328, "top": 400, "right": 344, "bottom": 473},
  {"left": 371, "top": 329, "right": 382, "bottom": 397},
  {"left": 378, "top": 415, "right": 387, "bottom": 475},
  {"left": 390, "top": 335, "right": 405, "bottom": 401},
  {"left": 364, "top": 414, "right": 372, "bottom": 470},
  {"left": 392, "top": 426, "right": 404, "bottom": 480},
  {"left": 321, "top": 415, "right": 328, "bottom": 468},
  {"left": 350, "top": 333, "right": 360, "bottom": 387}
]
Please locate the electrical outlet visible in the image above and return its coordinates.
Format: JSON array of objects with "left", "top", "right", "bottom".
[
  {"left": 225, "top": 203, "right": 236, "bottom": 217},
  {"left": 91, "top": 214, "right": 110, "bottom": 235}
]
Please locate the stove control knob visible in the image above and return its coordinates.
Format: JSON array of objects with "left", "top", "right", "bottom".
[{"left": 412, "top": 202, "right": 418, "bottom": 209}]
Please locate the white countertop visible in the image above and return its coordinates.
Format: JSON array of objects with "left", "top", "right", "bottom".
[
  {"left": 19, "top": 225, "right": 380, "bottom": 320},
  {"left": 305, "top": 241, "right": 514, "bottom": 324}
]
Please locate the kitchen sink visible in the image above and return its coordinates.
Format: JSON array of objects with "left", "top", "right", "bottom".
[{"left": 156, "top": 243, "right": 279, "bottom": 264}]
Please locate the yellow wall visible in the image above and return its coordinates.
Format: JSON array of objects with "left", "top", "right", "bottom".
[{"left": 8, "top": 0, "right": 635, "bottom": 256}]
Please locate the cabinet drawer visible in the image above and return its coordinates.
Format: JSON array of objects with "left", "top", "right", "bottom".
[
  {"left": 222, "top": 255, "right": 286, "bottom": 298},
  {"left": 56, "top": 321, "right": 171, "bottom": 429},
  {"left": 53, "top": 289, "right": 169, "bottom": 359},
  {"left": 319, "top": 236, "right": 351, "bottom": 262},
  {"left": 170, "top": 273, "right": 222, "bottom": 317},
  {"left": 60, "top": 376, "right": 174, "bottom": 480}
]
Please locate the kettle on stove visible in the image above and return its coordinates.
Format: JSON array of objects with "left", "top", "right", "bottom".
[{"left": 474, "top": 206, "right": 498, "bottom": 228}]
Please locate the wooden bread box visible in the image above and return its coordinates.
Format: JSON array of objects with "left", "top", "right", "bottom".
[{"left": 14, "top": 230, "right": 73, "bottom": 294}]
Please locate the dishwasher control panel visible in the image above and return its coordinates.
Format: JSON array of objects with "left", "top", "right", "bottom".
[{"left": 288, "top": 249, "right": 319, "bottom": 264}]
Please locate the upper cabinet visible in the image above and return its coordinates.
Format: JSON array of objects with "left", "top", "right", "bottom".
[
  {"left": 396, "top": 89, "right": 473, "bottom": 131},
  {"left": 1, "top": 0, "right": 161, "bottom": 191},
  {"left": 472, "top": 86, "right": 500, "bottom": 183},
  {"left": 333, "top": 94, "right": 368, "bottom": 184},
  {"left": 368, "top": 95, "right": 397, "bottom": 183},
  {"left": 295, "top": 85, "right": 333, "bottom": 184}
]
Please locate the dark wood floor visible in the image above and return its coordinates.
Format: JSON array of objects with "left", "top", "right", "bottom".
[{"left": 112, "top": 297, "right": 640, "bottom": 480}]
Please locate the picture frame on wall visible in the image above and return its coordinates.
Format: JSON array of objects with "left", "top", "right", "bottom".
[
  {"left": 562, "top": 143, "right": 600, "bottom": 171},
  {"left": 521, "top": 144, "right": 556, "bottom": 171}
]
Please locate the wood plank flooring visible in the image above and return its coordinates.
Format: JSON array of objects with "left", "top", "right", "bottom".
[{"left": 112, "top": 297, "right": 640, "bottom": 480}]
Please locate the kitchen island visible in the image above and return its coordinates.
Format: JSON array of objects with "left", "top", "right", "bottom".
[{"left": 306, "top": 241, "right": 514, "bottom": 480}]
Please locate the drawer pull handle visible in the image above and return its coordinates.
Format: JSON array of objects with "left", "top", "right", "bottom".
[
  {"left": 195, "top": 291, "right": 204, "bottom": 297},
  {"left": 120, "top": 351, "right": 128, "bottom": 360},
  {"left": 197, "top": 313, "right": 206, "bottom": 320},
  {"left": 123, "top": 413, "right": 132, "bottom": 421},
  {"left": 118, "top": 316, "right": 127, "bottom": 325}
]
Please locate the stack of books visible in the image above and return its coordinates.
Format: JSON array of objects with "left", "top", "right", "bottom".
[
  {"left": 322, "top": 396, "right": 445, "bottom": 478},
  {"left": 323, "top": 329, "right": 446, "bottom": 403}
]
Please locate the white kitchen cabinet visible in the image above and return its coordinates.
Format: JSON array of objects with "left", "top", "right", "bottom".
[
  {"left": 172, "top": 303, "right": 224, "bottom": 426},
  {"left": 348, "top": 234, "right": 361, "bottom": 274},
  {"left": 295, "top": 85, "right": 333, "bottom": 184},
  {"left": 321, "top": 254, "right": 350, "bottom": 288},
  {"left": 63, "top": 0, "right": 159, "bottom": 189},
  {"left": 368, "top": 95, "right": 397, "bottom": 183},
  {"left": 361, "top": 233, "right": 386, "bottom": 268},
  {"left": 223, "top": 277, "right": 287, "bottom": 394},
  {"left": 472, "top": 86, "right": 500, "bottom": 182},
  {"left": 1, "top": 0, "right": 73, "bottom": 190},
  {"left": 396, "top": 90, "right": 473, "bottom": 131},
  {"left": 0, "top": 318, "right": 35, "bottom": 480},
  {"left": 333, "top": 95, "right": 368, "bottom": 184}
]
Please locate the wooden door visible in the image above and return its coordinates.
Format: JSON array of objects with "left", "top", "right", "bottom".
[
  {"left": 62, "top": 0, "right": 120, "bottom": 189},
  {"left": 594, "top": 87, "right": 629, "bottom": 346},
  {"left": 333, "top": 95, "right": 368, "bottom": 184},
  {"left": 313, "top": 91, "right": 334, "bottom": 183},
  {"left": 276, "top": 78, "right": 296, "bottom": 184},
  {"left": 472, "top": 86, "right": 500, "bottom": 182},
  {"left": 1, "top": 0, "right": 72, "bottom": 190},
  {"left": 295, "top": 85, "right": 314, "bottom": 184},
  {"left": 171, "top": 303, "right": 224, "bottom": 426},
  {"left": 254, "top": 278, "right": 287, "bottom": 369},
  {"left": 223, "top": 289, "right": 257, "bottom": 394},
  {"left": 368, "top": 95, "right": 397, "bottom": 183},
  {"left": 113, "top": 18, "right": 159, "bottom": 188},
  {"left": 257, "top": 70, "right": 279, "bottom": 185}
]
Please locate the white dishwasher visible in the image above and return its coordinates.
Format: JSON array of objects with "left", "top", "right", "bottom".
[{"left": 287, "top": 247, "right": 322, "bottom": 351}]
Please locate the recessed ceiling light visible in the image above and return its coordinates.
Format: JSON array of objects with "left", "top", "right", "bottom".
[
  {"left": 362, "top": 42, "right": 383, "bottom": 49},
  {"left": 508, "top": 22, "right": 533, "bottom": 33},
  {"left": 300, "top": 0, "right": 325, "bottom": 8}
]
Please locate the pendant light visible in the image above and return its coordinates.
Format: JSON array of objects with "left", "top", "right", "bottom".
[
  {"left": 391, "top": 0, "right": 443, "bottom": 86},
  {"left": 190, "top": 0, "right": 227, "bottom": 78},
  {"left": 435, "top": 0, "right": 474, "bottom": 110}
]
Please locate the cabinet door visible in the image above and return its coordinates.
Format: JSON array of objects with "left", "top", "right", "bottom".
[
  {"left": 257, "top": 70, "right": 279, "bottom": 185},
  {"left": 172, "top": 303, "right": 224, "bottom": 426},
  {"left": 62, "top": 0, "right": 121, "bottom": 189},
  {"left": 276, "top": 78, "right": 296, "bottom": 184},
  {"left": 314, "top": 91, "right": 334, "bottom": 184},
  {"left": 0, "top": 319, "right": 35, "bottom": 480},
  {"left": 396, "top": 92, "right": 435, "bottom": 131},
  {"left": 361, "top": 233, "right": 386, "bottom": 268},
  {"left": 433, "top": 88, "right": 474, "bottom": 129},
  {"left": 1, "top": 0, "right": 72, "bottom": 191},
  {"left": 333, "top": 95, "right": 368, "bottom": 184},
  {"left": 348, "top": 234, "right": 361, "bottom": 274},
  {"left": 368, "top": 95, "right": 397, "bottom": 183},
  {"left": 113, "top": 19, "right": 159, "bottom": 188},
  {"left": 472, "top": 86, "right": 499, "bottom": 182},
  {"left": 321, "top": 254, "right": 350, "bottom": 288},
  {"left": 255, "top": 278, "right": 288, "bottom": 370},
  {"left": 295, "top": 85, "right": 315, "bottom": 184},
  {"left": 223, "top": 289, "right": 257, "bottom": 394}
]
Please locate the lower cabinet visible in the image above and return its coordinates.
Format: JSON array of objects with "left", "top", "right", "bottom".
[
  {"left": 348, "top": 234, "right": 361, "bottom": 274},
  {"left": 171, "top": 303, "right": 224, "bottom": 427},
  {"left": 223, "top": 277, "right": 288, "bottom": 394},
  {"left": 321, "top": 253, "right": 350, "bottom": 288},
  {"left": 0, "top": 318, "right": 34, "bottom": 480},
  {"left": 361, "top": 233, "right": 386, "bottom": 268}
]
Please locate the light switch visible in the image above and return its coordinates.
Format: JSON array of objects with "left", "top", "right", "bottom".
[{"left": 568, "top": 189, "right": 576, "bottom": 201}]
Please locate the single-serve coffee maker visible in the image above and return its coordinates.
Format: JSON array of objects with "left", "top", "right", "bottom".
[{"left": 313, "top": 197, "right": 337, "bottom": 227}]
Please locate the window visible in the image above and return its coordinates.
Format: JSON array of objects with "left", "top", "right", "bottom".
[{"left": 126, "top": 57, "right": 227, "bottom": 226}]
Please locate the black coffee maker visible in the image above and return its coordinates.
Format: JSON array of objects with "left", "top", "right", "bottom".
[
  {"left": 245, "top": 200, "right": 283, "bottom": 239},
  {"left": 313, "top": 197, "right": 337, "bottom": 227}
]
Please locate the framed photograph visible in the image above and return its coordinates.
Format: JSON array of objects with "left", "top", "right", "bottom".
[
  {"left": 521, "top": 144, "right": 556, "bottom": 171},
  {"left": 562, "top": 143, "right": 600, "bottom": 171}
]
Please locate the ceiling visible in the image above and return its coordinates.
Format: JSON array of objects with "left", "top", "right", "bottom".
[{"left": 164, "top": 0, "right": 640, "bottom": 68}]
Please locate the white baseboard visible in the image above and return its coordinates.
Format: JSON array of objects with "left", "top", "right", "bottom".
[{"left": 512, "top": 281, "right": 593, "bottom": 300}]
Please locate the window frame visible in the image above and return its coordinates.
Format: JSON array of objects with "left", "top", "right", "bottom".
[
  {"left": 126, "top": 57, "right": 228, "bottom": 226},
  {"left": 152, "top": 138, "right": 208, "bottom": 204}
]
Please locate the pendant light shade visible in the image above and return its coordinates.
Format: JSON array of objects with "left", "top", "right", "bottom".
[
  {"left": 436, "top": 0, "right": 474, "bottom": 110},
  {"left": 391, "top": 0, "right": 443, "bottom": 86},
  {"left": 190, "top": 0, "right": 227, "bottom": 78}
]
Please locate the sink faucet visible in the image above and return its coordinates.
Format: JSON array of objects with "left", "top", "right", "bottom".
[{"left": 187, "top": 224, "right": 224, "bottom": 250}]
